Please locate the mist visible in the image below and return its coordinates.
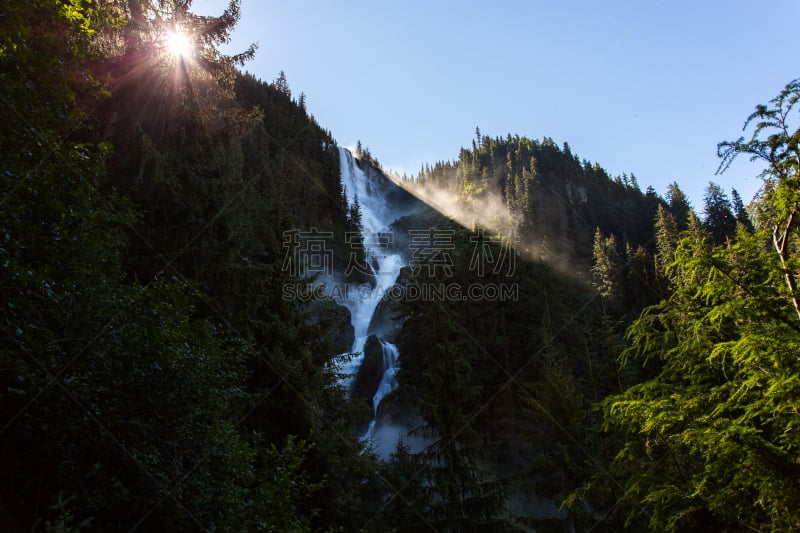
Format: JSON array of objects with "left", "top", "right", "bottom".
[
  {"left": 383, "top": 166, "right": 584, "bottom": 280},
  {"left": 365, "top": 421, "right": 434, "bottom": 460}
]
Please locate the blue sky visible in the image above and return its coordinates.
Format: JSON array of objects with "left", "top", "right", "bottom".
[{"left": 194, "top": 0, "right": 797, "bottom": 208}]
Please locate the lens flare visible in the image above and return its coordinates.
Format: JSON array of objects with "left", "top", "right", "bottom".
[{"left": 165, "top": 29, "right": 191, "bottom": 58}]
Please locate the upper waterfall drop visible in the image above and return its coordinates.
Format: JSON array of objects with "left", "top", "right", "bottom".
[
  {"left": 335, "top": 147, "right": 404, "bottom": 448},
  {"left": 336, "top": 147, "right": 405, "bottom": 345}
]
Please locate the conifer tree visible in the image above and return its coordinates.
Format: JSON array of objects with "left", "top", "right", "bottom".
[
  {"left": 703, "top": 182, "right": 737, "bottom": 244},
  {"left": 592, "top": 228, "right": 624, "bottom": 306},
  {"left": 400, "top": 321, "right": 511, "bottom": 531},
  {"left": 665, "top": 181, "right": 692, "bottom": 231},
  {"left": 0, "top": 3, "right": 329, "bottom": 529},
  {"left": 654, "top": 204, "right": 679, "bottom": 287},
  {"left": 731, "top": 187, "right": 755, "bottom": 232},
  {"left": 626, "top": 244, "right": 657, "bottom": 311},
  {"left": 274, "top": 69, "right": 291, "bottom": 97}
]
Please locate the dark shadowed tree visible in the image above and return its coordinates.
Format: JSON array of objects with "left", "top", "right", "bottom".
[
  {"left": 274, "top": 69, "right": 291, "bottom": 97},
  {"left": 731, "top": 187, "right": 755, "bottom": 232},
  {"left": 702, "top": 182, "right": 737, "bottom": 245}
]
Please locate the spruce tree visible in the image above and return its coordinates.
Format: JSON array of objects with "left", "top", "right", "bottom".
[
  {"left": 274, "top": 69, "right": 291, "bottom": 97},
  {"left": 731, "top": 187, "right": 755, "bottom": 232},
  {"left": 592, "top": 228, "right": 625, "bottom": 307},
  {"left": 626, "top": 244, "right": 658, "bottom": 311},
  {"left": 702, "top": 181, "right": 737, "bottom": 245},
  {"left": 665, "top": 182, "right": 692, "bottom": 231},
  {"left": 654, "top": 204, "right": 679, "bottom": 287}
]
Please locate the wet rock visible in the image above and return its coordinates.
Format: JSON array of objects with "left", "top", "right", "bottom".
[
  {"left": 350, "top": 335, "right": 384, "bottom": 402},
  {"left": 350, "top": 335, "right": 385, "bottom": 434}
]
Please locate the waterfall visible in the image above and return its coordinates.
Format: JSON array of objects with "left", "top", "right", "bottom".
[
  {"left": 361, "top": 339, "right": 400, "bottom": 440},
  {"left": 336, "top": 147, "right": 403, "bottom": 449}
]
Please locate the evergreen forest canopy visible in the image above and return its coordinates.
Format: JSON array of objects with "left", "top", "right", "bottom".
[{"left": 0, "top": 0, "right": 798, "bottom": 530}]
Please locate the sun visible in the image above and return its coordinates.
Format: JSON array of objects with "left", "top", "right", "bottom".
[{"left": 165, "top": 29, "right": 192, "bottom": 58}]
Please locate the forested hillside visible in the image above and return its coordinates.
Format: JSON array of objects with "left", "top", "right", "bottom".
[
  {"left": 0, "top": 1, "right": 375, "bottom": 530},
  {"left": 406, "top": 135, "right": 657, "bottom": 260},
  {"left": 1, "top": 1, "right": 798, "bottom": 531}
]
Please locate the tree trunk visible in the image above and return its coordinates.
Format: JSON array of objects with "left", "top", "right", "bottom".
[{"left": 773, "top": 209, "right": 800, "bottom": 322}]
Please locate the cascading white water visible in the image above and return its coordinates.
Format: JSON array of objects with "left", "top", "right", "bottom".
[
  {"left": 336, "top": 147, "right": 403, "bottom": 445},
  {"left": 359, "top": 339, "right": 401, "bottom": 439},
  {"left": 373, "top": 340, "right": 399, "bottom": 414}
]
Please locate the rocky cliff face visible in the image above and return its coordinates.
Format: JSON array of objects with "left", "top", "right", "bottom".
[{"left": 305, "top": 298, "right": 354, "bottom": 354}]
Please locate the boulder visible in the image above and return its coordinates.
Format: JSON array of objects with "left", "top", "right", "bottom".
[
  {"left": 350, "top": 335, "right": 384, "bottom": 402},
  {"left": 350, "top": 335, "right": 386, "bottom": 434}
]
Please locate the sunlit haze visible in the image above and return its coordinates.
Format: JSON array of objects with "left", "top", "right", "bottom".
[{"left": 192, "top": 0, "right": 798, "bottom": 208}]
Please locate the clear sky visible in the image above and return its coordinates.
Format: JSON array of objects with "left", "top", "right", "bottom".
[{"left": 193, "top": 0, "right": 798, "bottom": 209}]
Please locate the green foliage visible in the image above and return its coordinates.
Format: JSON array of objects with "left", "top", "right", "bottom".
[
  {"left": 654, "top": 204, "right": 679, "bottom": 289},
  {"left": 0, "top": 0, "right": 372, "bottom": 530},
  {"left": 717, "top": 78, "right": 800, "bottom": 183},
  {"left": 584, "top": 79, "right": 800, "bottom": 531},
  {"left": 592, "top": 228, "right": 624, "bottom": 305},
  {"left": 373, "top": 442, "right": 434, "bottom": 532},
  {"left": 393, "top": 224, "right": 512, "bottom": 529},
  {"left": 719, "top": 77, "right": 800, "bottom": 322},
  {"left": 597, "top": 226, "right": 800, "bottom": 530}
]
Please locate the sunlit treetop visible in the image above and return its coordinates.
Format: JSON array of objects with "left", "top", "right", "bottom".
[
  {"left": 112, "top": 1, "right": 256, "bottom": 82},
  {"left": 84, "top": 1, "right": 261, "bottom": 149}
]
